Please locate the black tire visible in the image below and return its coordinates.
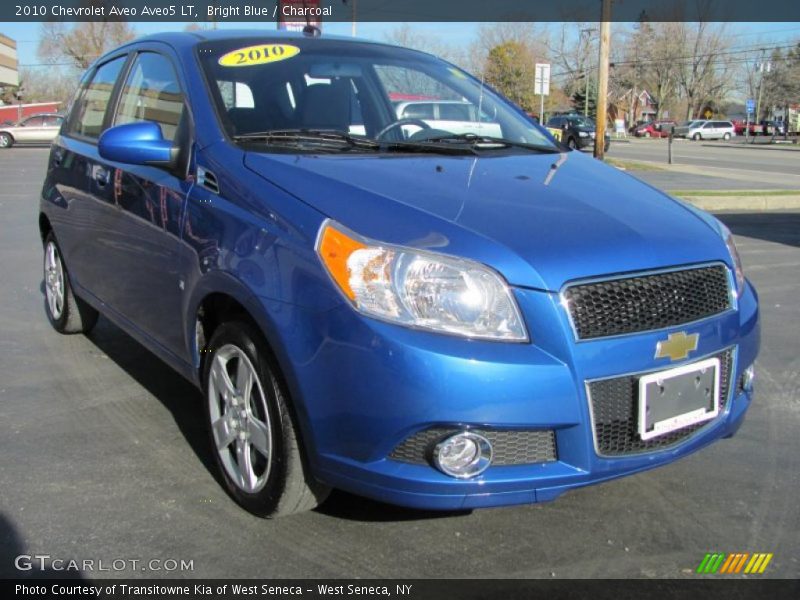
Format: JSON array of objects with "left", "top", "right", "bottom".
[
  {"left": 43, "top": 231, "right": 99, "bottom": 334},
  {"left": 567, "top": 137, "right": 577, "bottom": 150},
  {"left": 723, "top": 132, "right": 731, "bottom": 140},
  {"left": 604, "top": 140, "right": 610, "bottom": 152},
  {"left": 202, "top": 321, "right": 330, "bottom": 517},
  {"left": 0, "top": 132, "right": 13, "bottom": 149},
  {"left": 692, "top": 133, "right": 701, "bottom": 141}
]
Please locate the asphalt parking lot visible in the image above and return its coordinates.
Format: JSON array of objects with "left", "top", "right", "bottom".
[{"left": 1, "top": 147, "right": 798, "bottom": 579}]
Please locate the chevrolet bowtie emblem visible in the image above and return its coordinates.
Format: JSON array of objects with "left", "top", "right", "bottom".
[{"left": 655, "top": 332, "right": 699, "bottom": 362}]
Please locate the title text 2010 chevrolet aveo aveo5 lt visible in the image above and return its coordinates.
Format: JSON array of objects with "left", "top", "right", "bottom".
[{"left": 39, "top": 31, "right": 759, "bottom": 517}]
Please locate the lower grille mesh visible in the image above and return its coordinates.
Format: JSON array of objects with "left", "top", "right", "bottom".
[
  {"left": 390, "top": 428, "right": 557, "bottom": 466},
  {"left": 588, "top": 349, "right": 734, "bottom": 456}
]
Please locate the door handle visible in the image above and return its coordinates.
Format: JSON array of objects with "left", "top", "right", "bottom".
[
  {"left": 52, "top": 148, "right": 64, "bottom": 167},
  {"left": 94, "top": 166, "right": 110, "bottom": 187}
]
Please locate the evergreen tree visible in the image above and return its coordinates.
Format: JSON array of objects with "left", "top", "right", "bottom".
[{"left": 571, "top": 79, "right": 598, "bottom": 119}]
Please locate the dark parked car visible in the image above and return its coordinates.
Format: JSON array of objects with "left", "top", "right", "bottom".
[
  {"left": 39, "top": 31, "right": 759, "bottom": 517},
  {"left": 545, "top": 114, "right": 610, "bottom": 151}
]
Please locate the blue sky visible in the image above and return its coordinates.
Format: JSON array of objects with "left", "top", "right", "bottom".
[{"left": 3, "top": 21, "right": 800, "bottom": 67}]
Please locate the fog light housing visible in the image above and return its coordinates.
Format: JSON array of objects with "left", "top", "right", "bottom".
[
  {"left": 433, "top": 432, "right": 492, "bottom": 479},
  {"left": 742, "top": 364, "right": 755, "bottom": 392}
]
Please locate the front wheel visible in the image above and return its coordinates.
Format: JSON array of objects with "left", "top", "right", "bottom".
[
  {"left": 692, "top": 133, "right": 701, "bottom": 141},
  {"left": 203, "top": 321, "right": 330, "bottom": 517},
  {"left": 723, "top": 132, "right": 731, "bottom": 140},
  {"left": 43, "top": 232, "right": 98, "bottom": 334},
  {"left": 0, "top": 132, "right": 13, "bottom": 148}
]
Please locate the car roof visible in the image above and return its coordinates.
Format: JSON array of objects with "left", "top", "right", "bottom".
[{"left": 119, "top": 29, "right": 411, "bottom": 53}]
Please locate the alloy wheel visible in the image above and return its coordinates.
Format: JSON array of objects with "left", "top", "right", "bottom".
[
  {"left": 208, "top": 344, "right": 273, "bottom": 493},
  {"left": 44, "top": 241, "right": 65, "bottom": 319}
]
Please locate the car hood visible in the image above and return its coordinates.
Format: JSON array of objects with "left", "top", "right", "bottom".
[{"left": 244, "top": 150, "right": 728, "bottom": 291}]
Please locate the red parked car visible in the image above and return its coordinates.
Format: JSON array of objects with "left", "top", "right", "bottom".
[{"left": 633, "top": 120, "right": 677, "bottom": 138}]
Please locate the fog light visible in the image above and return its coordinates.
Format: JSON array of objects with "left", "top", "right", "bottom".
[
  {"left": 742, "top": 364, "right": 755, "bottom": 392},
  {"left": 433, "top": 432, "right": 492, "bottom": 478}
]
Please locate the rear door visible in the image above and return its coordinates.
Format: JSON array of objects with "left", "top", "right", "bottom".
[
  {"left": 97, "top": 49, "right": 193, "bottom": 357},
  {"left": 40, "top": 115, "right": 64, "bottom": 142},
  {"left": 49, "top": 54, "right": 130, "bottom": 294}
]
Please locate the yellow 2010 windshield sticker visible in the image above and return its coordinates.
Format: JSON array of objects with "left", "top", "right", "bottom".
[{"left": 218, "top": 44, "right": 300, "bottom": 67}]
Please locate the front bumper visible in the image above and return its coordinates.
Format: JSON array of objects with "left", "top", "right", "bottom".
[
  {"left": 263, "top": 278, "right": 759, "bottom": 510},
  {"left": 577, "top": 135, "right": 611, "bottom": 150}
]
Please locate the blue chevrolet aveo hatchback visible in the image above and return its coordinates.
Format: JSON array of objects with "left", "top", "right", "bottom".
[{"left": 39, "top": 30, "right": 759, "bottom": 516}]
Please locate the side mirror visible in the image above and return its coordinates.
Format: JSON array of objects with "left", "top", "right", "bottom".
[{"left": 99, "top": 121, "right": 175, "bottom": 167}]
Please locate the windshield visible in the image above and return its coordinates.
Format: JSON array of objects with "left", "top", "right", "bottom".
[
  {"left": 197, "top": 38, "right": 557, "bottom": 153},
  {"left": 566, "top": 116, "right": 595, "bottom": 128}
]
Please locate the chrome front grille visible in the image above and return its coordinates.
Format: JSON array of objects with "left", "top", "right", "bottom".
[
  {"left": 587, "top": 348, "right": 734, "bottom": 456},
  {"left": 563, "top": 264, "right": 732, "bottom": 340}
]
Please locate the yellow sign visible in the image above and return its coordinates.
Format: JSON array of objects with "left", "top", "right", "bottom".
[
  {"left": 546, "top": 126, "right": 562, "bottom": 141},
  {"left": 655, "top": 332, "right": 699, "bottom": 362},
  {"left": 218, "top": 44, "right": 300, "bottom": 67}
]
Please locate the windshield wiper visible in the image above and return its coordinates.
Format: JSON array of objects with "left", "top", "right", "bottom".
[
  {"left": 417, "top": 132, "right": 561, "bottom": 154},
  {"left": 233, "top": 129, "right": 380, "bottom": 151}
]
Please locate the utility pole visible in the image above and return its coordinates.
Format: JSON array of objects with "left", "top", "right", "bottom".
[
  {"left": 755, "top": 50, "right": 771, "bottom": 125},
  {"left": 580, "top": 28, "right": 596, "bottom": 116},
  {"left": 594, "top": 0, "right": 611, "bottom": 159},
  {"left": 351, "top": 0, "right": 357, "bottom": 37}
]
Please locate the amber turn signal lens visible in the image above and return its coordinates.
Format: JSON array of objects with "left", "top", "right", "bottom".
[{"left": 318, "top": 224, "right": 366, "bottom": 300}]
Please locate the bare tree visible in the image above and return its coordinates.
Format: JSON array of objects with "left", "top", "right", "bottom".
[
  {"left": 673, "top": 22, "right": 734, "bottom": 120},
  {"left": 383, "top": 24, "right": 464, "bottom": 67},
  {"left": 38, "top": 21, "right": 136, "bottom": 70},
  {"left": 16, "top": 67, "right": 80, "bottom": 105},
  {"left": 614, "top": 21, "right": 682, "bottom": 123}
]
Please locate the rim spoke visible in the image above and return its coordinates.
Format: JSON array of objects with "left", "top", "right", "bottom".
[
  {"left": 211, "top": 355, "right": 237, "bottom": 402},
  {"left": 211, "top": 415, "right": 236, "bottom": 451},
  {"left": 236, "top": 439, "right": 256, "bottom": 490},
  {"left": 236, "top": 356, "right": 253, "bottom": 400},
  {"left": 248, "top": 418, "right": 270, "bottom": 458}
]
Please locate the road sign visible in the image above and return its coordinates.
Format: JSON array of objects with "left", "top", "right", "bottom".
[
  {"left": 746, "top": 98, "right": 755, "bottom": 114},
  {"left": 534, "top": 63, "right": 550, "bottom": 96}
]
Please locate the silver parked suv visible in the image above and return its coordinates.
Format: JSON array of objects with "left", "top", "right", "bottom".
[{"left": 687, "top": 120, "right": 736, "bottom": 141}]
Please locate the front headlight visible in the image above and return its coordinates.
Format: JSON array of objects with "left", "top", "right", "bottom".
[
  {"left": 721, "top": 224, "right": 745, "bottom": 296},
  {"left": 578, "top": 131, "right": 589, "bottom": 137},
  {"left": 316, "top": 221, "right": 528, "bottom": 342}
]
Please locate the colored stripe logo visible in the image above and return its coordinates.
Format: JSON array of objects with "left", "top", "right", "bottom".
[{"left": 696, "top": 552, "right": 773, "bottom": 574}]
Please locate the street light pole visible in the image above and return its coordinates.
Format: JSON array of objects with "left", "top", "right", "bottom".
[{"left": 594, "top": 0, "right": 611, "bottom": 159}]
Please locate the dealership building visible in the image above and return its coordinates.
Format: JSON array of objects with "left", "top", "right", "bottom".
[{"left": 0, "top": 33, "right": 18, "bottom": 88}]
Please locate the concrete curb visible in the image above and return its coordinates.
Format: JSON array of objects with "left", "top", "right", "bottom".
[
  {"left": 700, "top": 142, "right": 800, "bottom": 152},
  {"left": 674, "top": 194, "right": 800, "bottom": 211}
]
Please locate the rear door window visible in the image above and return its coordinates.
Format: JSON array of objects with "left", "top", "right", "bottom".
[
  {"left": 115, "top": 52, "right": 185, "bottom": 142},
  {"left": 402, "top": 103, "right": 434, "bottom": 119},
  {"left": 438, "top": 103, "right": 472, "bottom": 121},
  {"left": 67, "top": 56, "right": 127, "bottom": 139}
]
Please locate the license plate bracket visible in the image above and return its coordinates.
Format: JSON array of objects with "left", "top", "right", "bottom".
[{"left": 638, "top": 357, "right": 720, "bottom": 441}]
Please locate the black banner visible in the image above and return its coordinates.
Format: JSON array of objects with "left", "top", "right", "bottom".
[
  {"left": 3, "top": 579, "right": 800, "bottom": 600},
  {"left": 3, "top": 0, "right": 800, "bottom": 23}
]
